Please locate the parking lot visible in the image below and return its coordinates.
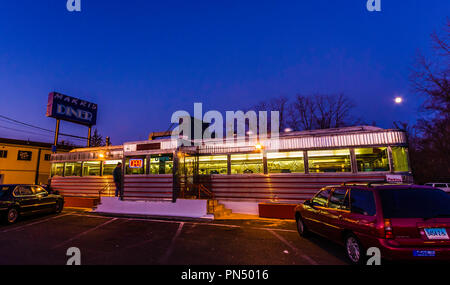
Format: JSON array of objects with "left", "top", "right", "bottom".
[{"left": 0, "top": 210, "right": 349, "bottom": 265}]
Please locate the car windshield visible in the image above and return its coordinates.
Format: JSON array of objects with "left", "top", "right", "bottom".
[{"left": 379, "top": 188, "right": 450, "bottom": 219}]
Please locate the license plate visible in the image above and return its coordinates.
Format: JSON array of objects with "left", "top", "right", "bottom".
[
  {"left": 424, "top": 228, "right": 449, "bottom": 240},
  {"left": 413, "top": 250, "right": 435, "bottom": 257}
]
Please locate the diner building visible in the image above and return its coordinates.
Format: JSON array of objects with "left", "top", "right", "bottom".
[{"left": 49, "top": 126, "right": 412, "bottom": 216}]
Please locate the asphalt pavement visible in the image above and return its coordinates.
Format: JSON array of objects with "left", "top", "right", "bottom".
[{"left": 0, "top": 210, "right": 349, "bottom": 265}]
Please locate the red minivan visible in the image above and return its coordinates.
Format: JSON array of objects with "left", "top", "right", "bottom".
[{"left": 294, "top": 183, "right": 450, "bottom": 264}]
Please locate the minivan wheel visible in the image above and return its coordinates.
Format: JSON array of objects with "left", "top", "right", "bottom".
[
  {"left": 6, "top": 208, "right": 19, "bottom": 224},
  {"left": 345, "top": 234, "right": 364, "bottom": 265},
  {"left": 296, "top": 215, "right": 309, "bottom": 237}
]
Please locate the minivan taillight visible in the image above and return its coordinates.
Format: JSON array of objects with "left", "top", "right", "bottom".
[{"left": 384, "top": 219, "right": 394, "bottom": 239}]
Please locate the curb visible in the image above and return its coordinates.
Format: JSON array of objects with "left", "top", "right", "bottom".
[{"left": 90, "top": 211, "right": 215, "bottom": 222}]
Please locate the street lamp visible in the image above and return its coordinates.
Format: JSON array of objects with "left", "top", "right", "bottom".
[{"left": 394, "top": 96, "right": 403, "bottom": 104}]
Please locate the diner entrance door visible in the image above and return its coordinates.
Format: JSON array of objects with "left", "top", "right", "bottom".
[{"left": 174, "top": 152, "right": 213, "bottom": 200}]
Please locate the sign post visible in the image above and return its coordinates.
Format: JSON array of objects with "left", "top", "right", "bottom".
[
  {"left": 87, "top": 126, "right": 92, "bottom": 147},
  {"left": 53, "top": 119, "right": 61, "bottom": 151}
]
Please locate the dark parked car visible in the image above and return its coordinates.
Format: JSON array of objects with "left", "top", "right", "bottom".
[
  {"left": 295, "top": 183, "right": 450, "bottom": 264},
  {"left": 0, "top": 184, "right": 64, "bottom": 224}
]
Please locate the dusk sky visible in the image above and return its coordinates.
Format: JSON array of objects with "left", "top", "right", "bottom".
[{"left": 0, "top": 1, "right": 448, "bottom": 146}]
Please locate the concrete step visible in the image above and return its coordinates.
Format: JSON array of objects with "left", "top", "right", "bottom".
[
  {"left": 213, "top": 202, "right": 233, "bottom": 219},
  {"left": 207, "top": 199, "right": 220, "bottom": 214},
  {"left": 214, "top": 204, "right": 225, "bottom": 212}
]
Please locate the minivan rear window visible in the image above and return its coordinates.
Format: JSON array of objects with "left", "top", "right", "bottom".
[{"left": 379, "top": 188, "right": 450, "bottom": 219}]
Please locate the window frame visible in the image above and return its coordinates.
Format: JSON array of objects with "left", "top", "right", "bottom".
[
  {"left": 0, "top": 150, "right": 8, "bottom": 158},
  {"left": 17, "top": 150, "right": 33, "bottom": 161},
  {"left": 266, "top": 151, "right": 305, "bottom": 174},
  {"left": 328, "top": 188, "right": 350, "bottom": 211},
  {"left": 306, "top": 149, "right": 352, "bottom": 174},
  {"left": 348, "top": 188, "right": 377, "bottom": 216},
  {"left": 311, "top": 188, "right": 332, "bottom": 208},
  {"left": 354, "top": 147, "right": 390, "bottom": 173},
  {"left": 82, "top": 160, "right": 102, "bottom": 177},
  {"left": 125, "top": 156, "right": 147, "bottom": 175},
  {"left": 13, "top": 185, "right": 35, "bottom": 197},
  {"left": 32, "top": 186, "right": 48, "bottom": 195},
  {"left": 230, "top": 153, "right": 264, "bottom": 174},
  {"left": 64, "top": 161, "right": 83, "bottom": 177},
  {"left": 390, "top": 146, "right": 411, "bottom": 173},
  {"left": 148, "top": 154, "right": 173, "bottom": 175}
]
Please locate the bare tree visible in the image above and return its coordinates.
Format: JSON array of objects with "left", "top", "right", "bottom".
[
  {"left": 288, "top": 95, "right": 315, "bottom": 130},
  {"left": 253, "top": 96, "right": 289, "bottom": 131},
  {"left": 408, "top": 20, "right": 450, "bottom": 183},
  {"left": 288, "top": 93, "right": 356, "bottom": 130},
  {"left": 410, "top": 20, "right": 449, "bottom": 116}
]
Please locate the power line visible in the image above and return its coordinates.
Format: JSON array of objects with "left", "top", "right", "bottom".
[
  {"left": 0, "top": 124, "right": 55, "bottom": 139},
  {"left": 0, "top": 124, "right": 86, "bottom": 143},
  {"left": 0, "top": 114, "right": 88, "bottom": 140},
  {"left": 0, "top": 114, "right": 53, "bottom": 134}
]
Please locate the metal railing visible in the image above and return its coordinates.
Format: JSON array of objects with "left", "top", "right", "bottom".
[
  {"left": 198, "top": 183, "right": 214, "bottom": 200},
  {"left": 98, "top": 183, "right": 114, "bottom": 199}
]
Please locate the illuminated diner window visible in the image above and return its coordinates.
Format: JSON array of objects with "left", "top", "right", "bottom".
[
  {"left": 230, "top": 153, "right": 263, "bottom": 174},
  {"left": 391, "top": 147, "right": 410, "bottom": 172},
  {"left": 267, "top": 151, "right": 305, "bottom": 174},
  {"left": 126, "top": 157, "right": 146, "bottom": 175},
  {"left": 308, "top": 149, "right": 351, "bottom": 173},
  {"left": 198, "top": 155, "right": 228, "bottom": 175},
  {"left": 51, "top": 163, "right": 64, "bottom": 177},
  {"left": 355, "top": 147, "right": 389, "bottom": 172},
  {"left": 64, "top": 162, "right": 82, "bottom": 177},
  {"left": 82, "top": 161, "right": 101, "bottom": 176},
  {"left": 102, "top": 160, "right": 122, "bottom": 176},
  {"left": 149, "top": 154, "right": 173, "bottom": 174}
]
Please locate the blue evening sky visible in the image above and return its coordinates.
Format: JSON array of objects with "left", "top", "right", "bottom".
[{"left": 0, "top": 1, "right": 448, "bottom": 145}]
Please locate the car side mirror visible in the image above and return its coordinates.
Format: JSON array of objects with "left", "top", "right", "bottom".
[{"left": 304, "top": 199, "right": 312, "bottom": 206}]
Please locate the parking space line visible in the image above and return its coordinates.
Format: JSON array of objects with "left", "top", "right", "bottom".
[
  {"left": 52, "top": 218, "right": 118, "bottom": 249},
  {"left": 267, "top": 229, "right": 318, "bottom": 265},
  {"left": 0, "top": 213, "right": 72, "bottom": 234},
  {"left": 192, "top": 222, "right": 241, "bottom": 228},
  {"left": 159, "top": 222, "right": 184, "bottom": 264},
  {"left": 253, "top": 227, "right": 297, "bottom": 233},
  {"left": 127, "top": 217, "right": 184, "bottom": 224},
  {"left": 71, "top": 213, "right": 119, "bottom": 219},
  {"left": 72, "top": 212, "right": 297, "bottom": 233}
]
